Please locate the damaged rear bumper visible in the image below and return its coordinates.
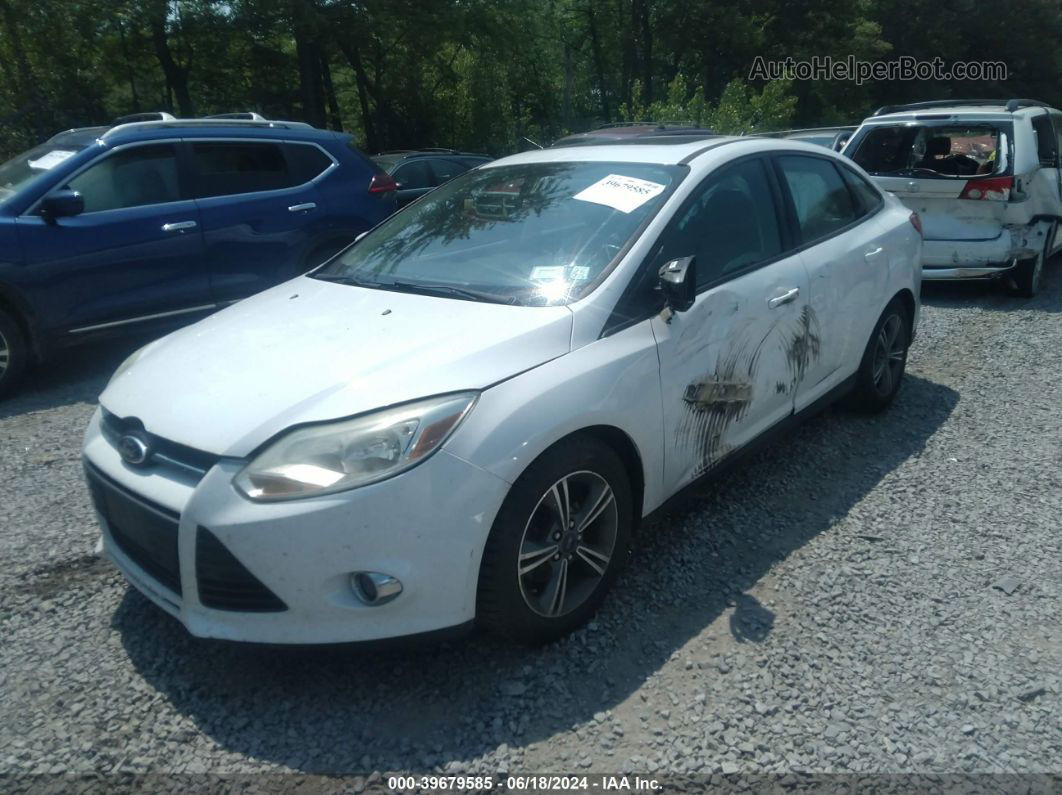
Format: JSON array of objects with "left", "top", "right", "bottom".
[{"left": 921, "top": 226, "right": 1044, "bottom": 280}]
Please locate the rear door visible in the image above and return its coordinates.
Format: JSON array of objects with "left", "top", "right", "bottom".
[
  {"left": 772, "top": 153, "right": 886, "bottom": 408},
  {"left": 848, "top": 122, "right": 1012, "bottom": 242},
  {"left": 650, "top": 156, "right": 810, "bottom": 492},
  {"left": 15, "top": 142, "right": 209, "bottom": 334},
  {"left": 190, "top": 139, "right": 328, "bottom": 303}
]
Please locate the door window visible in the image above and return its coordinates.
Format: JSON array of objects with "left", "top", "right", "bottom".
[
  {"left": 658, "top": 158, "right": 782, "bottom": 287},
  {"left": 392, "top": 160, "right": 434, "bottom": 190},
  {"left": 429, "top": 158, "right": 467, "bottom": 185},
  {"left": 67, "top": 144, "right": 181, "bottom": 213},
  {"left": 777, "top": 156, "right": 858, "bottom": 242},
  {"left": 192, "top": 141, "right": 293, "bottom": 197},
  {"left": 284, "top": 143, "right": 334, "bottom": 184},
  {"left": 1032, "top": 113, "right": 1058, "bottom": 166},
  {"left": 838, "top": 165, "right": 883, "bottom": 217}
]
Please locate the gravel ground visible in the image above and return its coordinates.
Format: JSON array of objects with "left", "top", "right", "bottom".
[{"left": 1, "top": 267, "right": 1060, "bottom": 788}]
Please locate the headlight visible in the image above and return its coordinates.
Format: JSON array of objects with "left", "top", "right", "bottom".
[{"left": 233, "top": 392, "right": 478, "bottom": 501}]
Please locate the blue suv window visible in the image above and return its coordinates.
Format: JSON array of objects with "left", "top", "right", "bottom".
[
  {"left": 192, "top": 141, "right": 294, "bottom": 197},
  {"left": 67, "top": 144, "right": 181, "bottom": 212},
  {"left": 285, "top": 143, "right": 333, "bottom": 184}
]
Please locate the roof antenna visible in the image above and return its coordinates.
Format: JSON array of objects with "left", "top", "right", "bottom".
[{"left": 521, "top": 136, "right": 543, "bottom": 149}]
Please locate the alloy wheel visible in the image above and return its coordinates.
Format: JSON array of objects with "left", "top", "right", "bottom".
[
  {"left": 872, "top": 313, "right": 905, "bottom": 397},
  {"left": 517, "top": 470, "right": 619, "bottom": 618}
]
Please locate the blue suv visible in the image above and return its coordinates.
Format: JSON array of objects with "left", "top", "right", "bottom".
[{"left": 0, "top": 114, "right": 397, "bottom": 396}]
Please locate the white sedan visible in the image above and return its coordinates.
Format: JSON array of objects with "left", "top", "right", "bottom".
[{"left": 83, "top": 136, "right": 922, "bottom": 645}]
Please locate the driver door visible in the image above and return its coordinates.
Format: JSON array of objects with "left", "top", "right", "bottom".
[{"left": 649, "top": 156, "right": 810, "bottom": 493}]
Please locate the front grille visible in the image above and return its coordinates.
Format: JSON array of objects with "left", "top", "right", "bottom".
[
  {"left": 196, "top": 527, "right": 287, "bottom": 612},
  {"left": 100, "top": 410, "right": 219, "bottom": 481},
  {"left": 85, "top": 463, "right": 182, "bottom": 595}
]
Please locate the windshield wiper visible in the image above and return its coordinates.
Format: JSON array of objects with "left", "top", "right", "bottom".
[
  {"left": 311, "top": 272, "right": 384, "bottom": 287},
  {"left": 384, "top": 280, "right": 520, "bottom": 305},
  {"left": 313, "top": 273, "right": 519, "bottom": 304}
]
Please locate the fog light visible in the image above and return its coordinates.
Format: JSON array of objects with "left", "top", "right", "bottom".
[{"left": 351, "top": 572, "right": 403, "bottom": 605}]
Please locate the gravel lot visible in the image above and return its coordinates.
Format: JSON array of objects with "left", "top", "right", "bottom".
[{"left": 2, "top": 267, "right": 1060, "bottom": 787}]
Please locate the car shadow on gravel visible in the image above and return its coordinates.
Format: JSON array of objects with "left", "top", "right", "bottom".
[
  {"left": 0, "top": 335, "right": 153, "bottom": 421},
  {"left": 112, "top": 373, "right": 958, "bottom": 775},
  {"left": 919, "top": 252, "right": 1062, "bottom": 313}
]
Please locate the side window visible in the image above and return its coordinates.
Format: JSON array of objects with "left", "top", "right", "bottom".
[
  {"left": 429, "top": 158, "right": 466, "bottom": 185},
  {"left": 67, "top": 144, "right": 180, "bottom": 213},
  {"left": 1054, "top": 115, "right": 1062, "bottom": 162},
  {"left": 658, "top": 158, "right": 782, "bottom": 288},
  {"left": 777, "top": 155, "right": 858, "bottom": 242},
  {"left": 285, "top": 143, "right": 333, "bottom": 184},
  {"left": 1031, "top": 114, "right": 1057, "bottom": 166},
  {"left": 192, "top": 142, "right": 293, "bottom": 198},
  {"left": 392, "top": 160, "right": 434, "bottom": 190},
  {"left": 839, "top": 165, "right": 883, "bottom": 217}
]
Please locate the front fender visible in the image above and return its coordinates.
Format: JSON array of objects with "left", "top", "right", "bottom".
[{"left": 445, "top": 320, "right": 668, "bottom": 517}]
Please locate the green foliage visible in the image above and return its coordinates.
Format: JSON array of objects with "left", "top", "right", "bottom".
[{"left": 0, "top": 0, "right": 1061, "bottom": 159}]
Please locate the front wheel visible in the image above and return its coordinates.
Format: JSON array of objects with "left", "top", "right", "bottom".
[
  {"left": 477, "top": 436, "right": 632, "bottom": 645},
  {"left": 0, "top": 308, "right": 28, "bottom": 399},
  {"left": 845, "top": 299, "right": 910, "bottom": 413}
]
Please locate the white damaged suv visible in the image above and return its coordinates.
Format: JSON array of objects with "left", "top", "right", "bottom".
[
  {"left": 83, "top": 136, "right": 921, "bottom": 646},
  {"left": 845, "top": 99, "right": 1062, "bottom": 296}
]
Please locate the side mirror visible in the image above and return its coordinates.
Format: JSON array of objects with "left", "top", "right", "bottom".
[
  {"left": 658, "top": 256, "right": 697, "bottom": 313},
  {"left": 40, "top": 189, "right": 84, "bottom": 221}
]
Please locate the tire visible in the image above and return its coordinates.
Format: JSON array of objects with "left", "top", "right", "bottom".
[
  {"left": 1010, "top": 223, "right": 1054, "bottom": 298},
  {"left": 845, "top": 299, "right": 910, "bottom": 414},
  {"left": 0, "top": 307, "right": 28, "bottom": 399},
  {"left": 477, "top": 435, "right": 633, "bottom": 645}
]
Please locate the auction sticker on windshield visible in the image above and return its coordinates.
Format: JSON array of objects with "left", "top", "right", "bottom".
[
  {"left": 574, "top": 173, "right": 666, "bottom": 213},
  {"left": 27, "top": 150, "right": 77, "bottom": 171}
]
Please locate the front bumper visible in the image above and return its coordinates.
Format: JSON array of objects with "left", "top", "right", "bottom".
[{"left": 82, "top": 409, "right": 511, "bottom": 644}]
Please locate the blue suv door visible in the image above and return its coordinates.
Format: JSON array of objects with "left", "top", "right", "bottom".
[
  {"left": 15, "top": 142, "right": 209, "bottom": 334},
  {"left": 189, "top": 139, "right": 333, "bottom": 302}
]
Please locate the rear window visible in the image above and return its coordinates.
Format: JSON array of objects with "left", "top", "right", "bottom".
[{"left": 849, "top": 124, "right": 1010, "bottom": 179}]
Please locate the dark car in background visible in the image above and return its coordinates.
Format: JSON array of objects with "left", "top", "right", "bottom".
[
  {"left": 550, "top": 121, "right": 717, "bottom": 148},
  {"left": 372, "top": 149, "right": 492, "bottom": 207},
  {"left": 759, "top": 126, "right": 858, "bottom": 152},
  {"left": 0, "top": 113, "right": 396, "bottom": 396}
]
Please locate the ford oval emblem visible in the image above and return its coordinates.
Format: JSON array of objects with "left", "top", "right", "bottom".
[{"left": 117, "top": 433, "right": 151, "bottom": 466}]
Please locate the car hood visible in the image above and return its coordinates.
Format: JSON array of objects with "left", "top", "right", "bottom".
[{"left": 100, "top": 277, "right": 573, "bottom": 456}]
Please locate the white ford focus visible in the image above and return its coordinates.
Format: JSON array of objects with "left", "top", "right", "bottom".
[{"left": 83, "top": 136, "right": 921, "bottom": 645}]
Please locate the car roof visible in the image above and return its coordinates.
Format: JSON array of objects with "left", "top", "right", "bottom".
[
  {"left": 481, "top": 136, "right": 835, "bottom": 168},
  {"left": 864, "top": 100, "right": 1060, "bottom": 124},
  {"left": 46, "top": 119, "right": 339, "bottom": 148},
  {"left": 373, "top": 151, "right": 491, "bottom": 166}
]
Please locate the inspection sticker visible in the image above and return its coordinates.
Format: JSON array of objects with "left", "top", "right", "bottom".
[
  {"left": 529, "top": 265, "right": 566, "bottom": 282},
  {"left": 27, "top": 150, "right": 76, "bottom": 171},
  {"left": 573, "top": 173, "right": 665, "bottom": 213}
]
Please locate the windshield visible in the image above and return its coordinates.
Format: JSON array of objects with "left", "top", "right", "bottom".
[
  {"left": 314, "top": 161, "right": 683, "bottom": 305},
  {"left": 849, "top": 124, "right": 1010, "bottom": 178},
  {"left": 0, "top": 143, "right": 84, "bottom": 204}
]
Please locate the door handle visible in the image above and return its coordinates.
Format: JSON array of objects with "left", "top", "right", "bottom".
[
  {"left": 288, "top": 202, "right": 317, "bottom": 212},
  {"left": 767, "top": 287, "right": 800, "bottom": 309},
  {"left": 161, "top": 221, "right": 197, "bottom": 232},
  {"left": 864, "top": 246, "right": 884, "bottom": 261}
]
